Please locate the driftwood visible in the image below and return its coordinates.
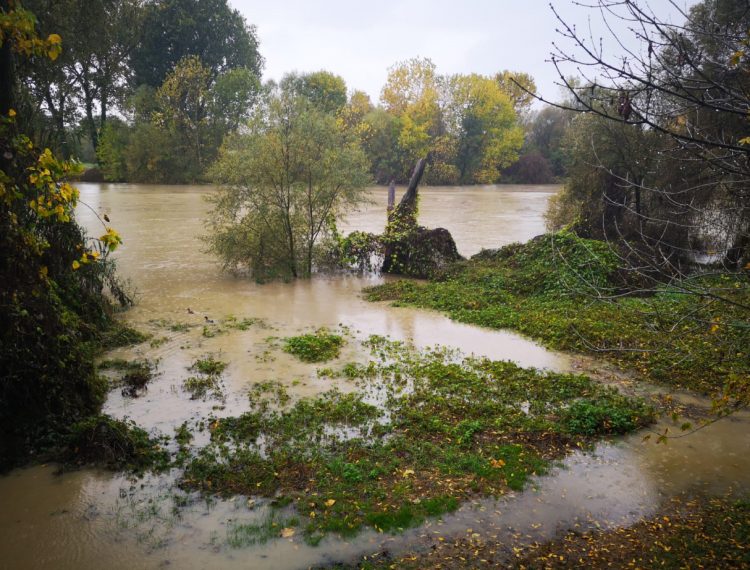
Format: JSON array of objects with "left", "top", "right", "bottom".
[{"left": 381, "top": 158, "right": 462, "bottom": 277}]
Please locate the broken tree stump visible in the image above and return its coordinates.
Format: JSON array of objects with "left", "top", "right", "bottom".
[{"left": 381, "top": 158, "right": 462, "bottom": 278}]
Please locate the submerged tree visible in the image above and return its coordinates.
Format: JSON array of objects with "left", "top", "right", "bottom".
[{"left": 206, "top": 90, "right": 370, "bottom": 280}]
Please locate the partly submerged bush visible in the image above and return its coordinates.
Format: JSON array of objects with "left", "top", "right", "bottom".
[
  {"left": 64, "top": 414, "right": 168, "bottom": 471},
  {"left": 283, "top": 329, "right": 344, "bottom": 362}
]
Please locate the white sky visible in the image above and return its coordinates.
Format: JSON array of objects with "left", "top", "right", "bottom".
[{"left": 229, "top": 0, "right": 695, "bottom": 105}]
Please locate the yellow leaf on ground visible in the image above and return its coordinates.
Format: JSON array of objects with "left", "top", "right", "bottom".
[
  {"left": 325, "top": 499, "right": 336, "bottom": 507},
  {"left": 280, "top": 527, "right": 295, "bottom": 538}
]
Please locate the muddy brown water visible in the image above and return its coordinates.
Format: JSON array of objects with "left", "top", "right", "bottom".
[{"left": 1, "top": 184, "right": 748, "bottom": 570}]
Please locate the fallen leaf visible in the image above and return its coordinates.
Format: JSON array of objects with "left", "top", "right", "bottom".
[
  {"left": 280, "top": 527, "right": 295, "bottom": 538},
  {"left": 325, "top": 499, "right": 336, "bottom": 507}
]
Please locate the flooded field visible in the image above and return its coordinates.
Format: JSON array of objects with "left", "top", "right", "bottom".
[{"left": 1, "top": 183, "right": 748, "bottom": 570}]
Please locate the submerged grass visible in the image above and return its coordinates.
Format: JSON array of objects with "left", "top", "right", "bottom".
[
  {"left": 180, "top": 336, "right": 653, "bottom": 542},
  {"left": 284, "top": 328, "right": 345, "bottom": 362},
  {"left": 183, "top": 356, "right": 228, "bottom": 400},
  {"left": 365, "top": 231, "right": 750, "bottom": 398},
  {"left": 64, "top": 414, "right": 169, "bottom": 472}
]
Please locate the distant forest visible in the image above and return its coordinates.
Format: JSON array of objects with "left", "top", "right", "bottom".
[{"left": 16, "top": 0, "right": 568, "bottom": 186}]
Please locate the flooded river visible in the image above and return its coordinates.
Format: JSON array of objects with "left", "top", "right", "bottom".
[{"left": 1, "top": 184, "right": 748, "bottom": 570}]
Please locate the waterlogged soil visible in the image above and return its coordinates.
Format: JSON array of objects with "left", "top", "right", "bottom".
[{"left": 1, "top": 184, "right": 749, "bottom": 570}]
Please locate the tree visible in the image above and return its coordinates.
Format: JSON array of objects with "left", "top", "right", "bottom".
[
  {"left": 495, "top": 70, "right": 537, "bottom": 118},
  {"left": 97, "top": 57, "right": 260, "bottom": 183},
  {"left": 546, "top": 0, "right": 749, "bottom": 276},
  {"left": 281, "top": 70, "right": 347, "bottom": 115},
  {"left": 446, "top": 73, "right": 524, "bottom": 183},
  {"left": 544, "top": 0, "right": 750, "bottom": 410},
  {"left": 19, "top": 0, "right": 140, "bottom": 152},
  {"left": 381, "top": 57, "right": 443, "bottom": 174},
  {"left": 206, "top": 91, "right": 370, "bottom": 280},
  {"left": 1, "top": 1, "right": 128, "bottom": 466},
  {"left": 131, "top": 0, "right": 262, "bottom": 88}
]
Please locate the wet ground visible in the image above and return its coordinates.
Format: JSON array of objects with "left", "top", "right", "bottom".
[{"left": 1, "top": 184, "right": 747, "bottom": 570}]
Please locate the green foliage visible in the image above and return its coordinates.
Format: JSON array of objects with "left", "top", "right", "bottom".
[
  {"left": 283, "top": 329, "right": 345, "bottom": 362},
  {"left": 183, "top": 356, "right": 228, "bottom": 399},
  {"left": 206, "top": 89, "right": 371, "bottom": 279},
  {"left": 562, "top": 393, "right": 652, "bottom": 436},
  {"left": 0, "top": 87, "right": 130, "bottom": 467},
  {"left": 181, "top": 337, "right": 651, "bottom": 540},
  {"left": 365, "top": 232, "right": 750, "bottom": 399},
  {"left": 131, "top": 0, "right": 262, "bottom": 88},
  {"left": 65, "top": 414, "right": 168, "bottom": 471},
  {"left": 281, "top": 70, "right": 347, "bottom": 114},
  {"left": 190, "top": 356, "right": 228, "bottom": 376}
]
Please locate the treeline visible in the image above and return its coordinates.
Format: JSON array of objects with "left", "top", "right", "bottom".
[
  {"left": 15, "top": 0, "right": 568, "bottom": 186},
  {"left": 16, "top": 0, "right": 262, "bottom": 181},
  {"left": 100, "top": 59, "right": 571, "bottom": 185}
]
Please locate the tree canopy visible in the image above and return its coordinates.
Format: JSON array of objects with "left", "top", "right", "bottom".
[{"left": 206, "top": 88, "right": 370, "bottom": 280}]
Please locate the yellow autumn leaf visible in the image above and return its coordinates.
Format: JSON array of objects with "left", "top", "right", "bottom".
[
  {"left": 402, "top": 469, "right": 415, "bottom": 478},
  {"left": 8, "top": 109, "right": 16, "bottom": 117},
  {"left": 280, "top": 527, "right": 295, "bottom": 538},
  {"left": 324, "top": 499, "right": 336, "bottom": 507},
  {"left": 72, "top": 260, "right": 80, "bottom": 270},
  {"left": 739, "top": 136, "right": 750, "bottom": 146},
  {"left": 490, "top": 458, "right": 506, "bottom": 469}
]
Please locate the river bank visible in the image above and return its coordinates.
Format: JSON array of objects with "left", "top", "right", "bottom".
[{"left": 1, "top": 183, "right": 747, "bottom": 569}]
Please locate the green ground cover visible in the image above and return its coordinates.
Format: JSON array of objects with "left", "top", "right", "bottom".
[
  {"left": 179, "top": 336, "right": 652, "bottom": 544},
  {"left": 365, "top": 231, "right": 749, "bottom": 400}
]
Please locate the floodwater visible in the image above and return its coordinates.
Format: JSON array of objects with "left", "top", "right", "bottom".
[{"left": 1, "top": 184, "right": 748, "bottom": 570}]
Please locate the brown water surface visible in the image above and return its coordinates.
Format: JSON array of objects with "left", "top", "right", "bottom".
[{"left": 1, "top": 184, "right": 748, "bottom": 570}]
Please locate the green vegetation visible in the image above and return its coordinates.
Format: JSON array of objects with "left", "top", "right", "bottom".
[
  {"left": 183, "top": 356, "right": 228, "bottom": 400},
  {"left": 99, "top": 359, "right": 156, "bottom": 398},
  {"left": 0, "top": 7, "right": 133, "bottom": 470},
  {"left": 180, "top": 336, "right": 652, "bottom": 541},
  {"left": 205, "top": 87, "right": 370, "bottom": 279},
  {"left": 64, "top": 414, "right": 169, "bottom": 472},
  {"left": 365, "top": 231, "right": 750, "bottom": 402},
  {"left": 283, "top": 329, "right": 345, "bottom": 362}
]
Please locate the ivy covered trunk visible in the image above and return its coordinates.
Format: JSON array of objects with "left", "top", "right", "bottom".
[{"left": 381, "top": 158, "right": 462, "bottom": 278}]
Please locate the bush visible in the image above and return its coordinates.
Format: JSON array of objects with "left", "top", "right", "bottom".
[{"left": 65, "top": 414, "right": 168, "bottom": 471}]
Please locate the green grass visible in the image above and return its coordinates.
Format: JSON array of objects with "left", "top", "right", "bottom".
[
  {"left": 180, "top": 336, "right": 652, "bottom": 542},
  {"left": 183, "top": 356, "right": 228, "bottom": 399},
  {"left": 283, "top": 328, "right": 345, "bottom": 362},
  {"left": 364, "top": 231, "right": 750, "bottom": 398}
]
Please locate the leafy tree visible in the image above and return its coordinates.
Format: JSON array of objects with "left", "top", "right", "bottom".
[
  {"left": 20, "top": 0, "right": 140, "bottom": 152},
  {"left": 98, "top": 57, "right": 259, "bottom": 183},
  {"left": 446, "top": 73, "right": 523, "bottom": 183},
  {"left": 131, "top": 0, "right": 262, "bottom": 88},
  {"left": 206, "top": 91, "right": 370, "bottom": 279},
  {"left": 154, "top": 55, "right": 213, "bottom": 178},
  {"left": 495, "top": 70, "right": 537, "bottom": 118},
  {"left": 281, "top": 70, "right": 347, "bottom": 115},
  {"left": 1, "top": 1, "right": 128, "bottom": 467}
]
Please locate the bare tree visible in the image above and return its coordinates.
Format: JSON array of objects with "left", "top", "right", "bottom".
[{"left": 536, "top": 0, "right": 749, "bottom": 312}]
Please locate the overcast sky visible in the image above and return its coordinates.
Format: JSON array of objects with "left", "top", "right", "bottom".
[{"left": 229, "top": 0, "right": 694, "bottom": 104}]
